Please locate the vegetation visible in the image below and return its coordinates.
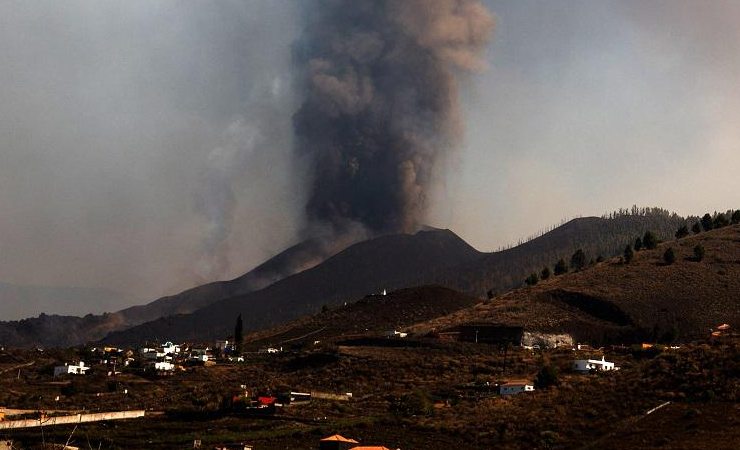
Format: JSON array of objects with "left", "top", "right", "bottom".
[
  {"left": 634, "top": 237, "right": 643, "bottom": 251},
  {"left": 623, "top": 244, "right": 634, "bottom": 264},
  {"left": 540, "top": 266, "right": 551, "bottom": 280},
  {"left": 643, "top": 231, "right": 658, "bottom": 250},
  {"left": 534, "top": 364, "right": 559, "bottom": 389},
  {"left": 554, "top": 259, "right": 568, "bottom": 276},
  {"left": 234, "top": 314, "right": 243, "bottom": 354},
  {"left": 693, "top": 244, "right": 705, "bottom": 262},
  {"left": 713, "top": 213, "right": 729, "bottom": 229},
  {"left": 692, "top": 222, "right": 702, "bottom": 234},
  {"left": 525, "top": 273, "right": 539, "bottom": 286},
  {"left": 733, "top": 210, "right": 740, "bottom": 225},
  {"left": 701, "top": 213, "right": 714, "bottom": 231},
  {"left": 663, "top": 247, "right": 676, "bottom": 265},
  {"left": 570, "top": 249, "right": 586, "bottom": 271},
  {"left": 675, "top": 225, "right": 689, "bottom": 239}
]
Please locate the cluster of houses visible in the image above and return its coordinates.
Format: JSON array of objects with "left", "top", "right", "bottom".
[{"left": 53, "top": 338, "right": 274, "bottom": 378}]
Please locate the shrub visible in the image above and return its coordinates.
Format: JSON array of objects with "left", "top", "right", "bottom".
[
  {"left": 540, "top": 266, "right": 551, "bottom": 280},
  {"left": 534, "top": 365, "right": 559, "bottom": 389},
  {"left": 525, "top": 273, "right": 539, "bottom": 286},
  {"left": 554, "top": 259, "right": 568, "bottom": 276},
  {"left": 713, "top": 213, "right": 729, "bottom": 229},
  {"left": 624, "top": 244, "right": 634, "bottom": 264},
  {"left": 570, "top": 249, "right": 586, "bottom": 271},
  {"left": 634, "top": 237, "right": 643, "bottom": 251},
  {"left": 732, "top": 210, "right": 740, "bottom": 225},
  {"left": 663, "top": 247, "right": 676, "bottom": 265},
  {"left": 675, "top": 225, "right": 689, "bottom": 239},
  {"left": 693, "top": 244, "right": 705, "bottom": 262},
  {"left": 643, "top": 231, "right": 658, "bottom": 250},
  {"left": 692, "top": 222, "right": 702, "bottom": 234}
]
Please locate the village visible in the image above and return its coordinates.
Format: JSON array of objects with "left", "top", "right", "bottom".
[{"left": 2, "top": 319, "right": 735, "bottom": 449}]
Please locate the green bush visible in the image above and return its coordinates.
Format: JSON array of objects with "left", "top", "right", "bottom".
[{"left": 663, "top": 247, "right": 676, "bottom": 265}]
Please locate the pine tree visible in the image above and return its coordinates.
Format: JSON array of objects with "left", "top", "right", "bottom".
[
  {"left": 634, "top": 237, "right": 643, "bottom": 251},
  {"left": 624, "top": 244, "right": 634, "bottom": 264},
  {"left": 692, "top": 222, "right": 702, "bottom": 234},
  {"left": 570, "top": 249, "right": 586, "bottom": 271},
  {"left": 693, "top": 244, "right": 705, "bottom": 262},
  {"left": 525, "top": 272, "right": 539, "bottom": 286},
  {"left": 541, "top": 266, "right": 551, "bottom": 280},
  {"left": 701, "top": 213, "right": 714, "bottom": 231},
  {"left": 732, "top": 210, "right": 740, "bottom": 225},
  {"left": 675, "top": 225, "right": 689, "bottom": 239},
  {"left": 663, "top": 247, "right": 676, "bottom": 265},
  {"left": 554, "top": 259, "right": 568, "bottom": 276},
  {"left": 234, "top": 313, "right": 244, "bottom": 354},
  {"left": 643, "top": 231, "right": 658, "bottom": 250},
  {"left": 713, "top": 213, "right": 729, "bottom": 229}
]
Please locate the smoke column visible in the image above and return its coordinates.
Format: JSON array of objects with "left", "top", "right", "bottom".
[{"left": 293, "top": 0, "right": 494, "bottom": 236}]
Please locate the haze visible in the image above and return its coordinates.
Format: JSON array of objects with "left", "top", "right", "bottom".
[{"left": 1, "top": 1, "right": 738, "bottom": 318}]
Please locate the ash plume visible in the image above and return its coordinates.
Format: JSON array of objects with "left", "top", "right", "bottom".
[{"left": 293, "top": 0, "right": 494, "bottom": 236}]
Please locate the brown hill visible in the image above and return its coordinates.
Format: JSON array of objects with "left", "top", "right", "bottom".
[
  {"left": 244, "top": 285, "right": 481, "bottom": 348},
  {"left": 411, "top": 224, "right": 740, "bottom": 344}
]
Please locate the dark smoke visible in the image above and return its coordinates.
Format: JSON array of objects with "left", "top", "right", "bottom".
[{"left": 293, "top": 0, "right": 494, "bottom": 236}]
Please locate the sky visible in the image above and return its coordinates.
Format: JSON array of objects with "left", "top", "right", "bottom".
[{"left": 0, "top": 1, "right": 738, "bottom": 311}]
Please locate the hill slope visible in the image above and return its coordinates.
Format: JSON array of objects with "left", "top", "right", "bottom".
[
  {"left": 103, "top": 212, "right": 689, "bottom": 345},
  {"left": 411, "top": 224, "right": 740, "bottom": 343}
]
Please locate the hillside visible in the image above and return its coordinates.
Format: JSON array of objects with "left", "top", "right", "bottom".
[
  {"left": 103, "top": 212, "right": 690, "bottom": 345},
  {"left": 102, "top": 230, "right": 481, "bottom": 344},
  {"left": 411, "top": 224, "right": 740, "bottom": 344},
  {"left": 244, "top": 285, "right": 481, "bottom": 348}
]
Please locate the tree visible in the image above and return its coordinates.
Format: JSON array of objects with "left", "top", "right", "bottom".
[
  {"left": 554, "top": 259, "right": 568, "bottom": 276},
  {"left": 692, "top": 222, "right": 702, "bottom": 234},
  {"left": 534, "top": 365, "right": 559, "bottom": 389},
  {"left": 596, "top": 255, "right": 604, "bottom": 263},
  {"left": 732, "top": 210, "right": 740, "bottom": 225},
  {"left": 675, "top": 225, "right": 689, "bottom": 239},
  {"left": 570, "top": 249, "right": 586, "bottom": 271},
  {"left": 525, "top": 272, "right": 539, "bottom": 286},
  {"left": 541, "top": 266, "right": 551, "bottom": 280},
  {"left": 624, "top": 244, "right": 634, "bottom": 264},
  {"left": 701, "top": 213, "right": 714, "bottom": 231},
  {"left": 643, "top": 231, "right": 658, "bottom": 250},
  {"left": 663, "top": 247, "right": 676, "bottom": 265},
  {"left": 693, "top": 244, "right": 705, "bottom": 262},
  {"left": 234, "top": 313, "right": 244, "bottom": 354},
  {"left": 713, "top": 213, "right": 729, "bottom": 229},
  {"left": 634, "top": 237, "right": 643, "bottom": 251}
]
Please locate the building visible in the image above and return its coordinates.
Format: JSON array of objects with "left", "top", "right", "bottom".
[
  {"left": 154, "top": 361, "right": 175, "bottom": 372},
  {"left": 384, "top": 330, "right": 408, "bottom": 339},
  {"left": 319, "top": 434, "right": 359, "bottom": 450},
  {"left": 572, "top": 356, "right": 618, "bottom": 373},
  {"left": 53, "top": 362, "right": 89, "bottom": 377},
  {"left": 499, "top": 380, "right": 535, "bottom": 396}
]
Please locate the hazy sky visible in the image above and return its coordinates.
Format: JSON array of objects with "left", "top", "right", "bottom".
[{"left": 1, "top": 1, "right": 738, "bottom": 307}]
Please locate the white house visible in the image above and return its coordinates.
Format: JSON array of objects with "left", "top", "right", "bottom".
[
  {"left": 499, "top": 380, "right": 535, "bottom": 396},
  {"left": 154, "top": 361, "right": 175, "bottom": 372},
  {"left": 385, "top": 330, "right": 408, "bottom": 339},
  {"left": 162, "top": 341, "right": 180, "bottom": 355},
  {"left": 572, "top": 356, "right": 618, "bottom": 373},
  {"left": 54, "top": 362, "right": 89, "bottom": 377}
]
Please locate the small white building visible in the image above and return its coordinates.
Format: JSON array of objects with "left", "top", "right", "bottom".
[
  {"left": 54, "top": 362, "right": 89, "bottom": 377},
  {"left": 385, "top": 330, "right": 408, "bottom": 339},
  {"left": 154, "top": 361, "right": 175, "bottom": 372},
  {"left": 162, "top": 341, "right": 180, "bottom": 355},
  {"left": 572, "top": 356, "right": 618, "bottom": 373},
  {"left": 499, "top": 380, "right": 535, "bottom": 396}
]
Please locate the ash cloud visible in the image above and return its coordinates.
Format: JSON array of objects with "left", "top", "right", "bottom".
[{"left": 293, "top": 0, "right": 494, "bottom": 236}]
